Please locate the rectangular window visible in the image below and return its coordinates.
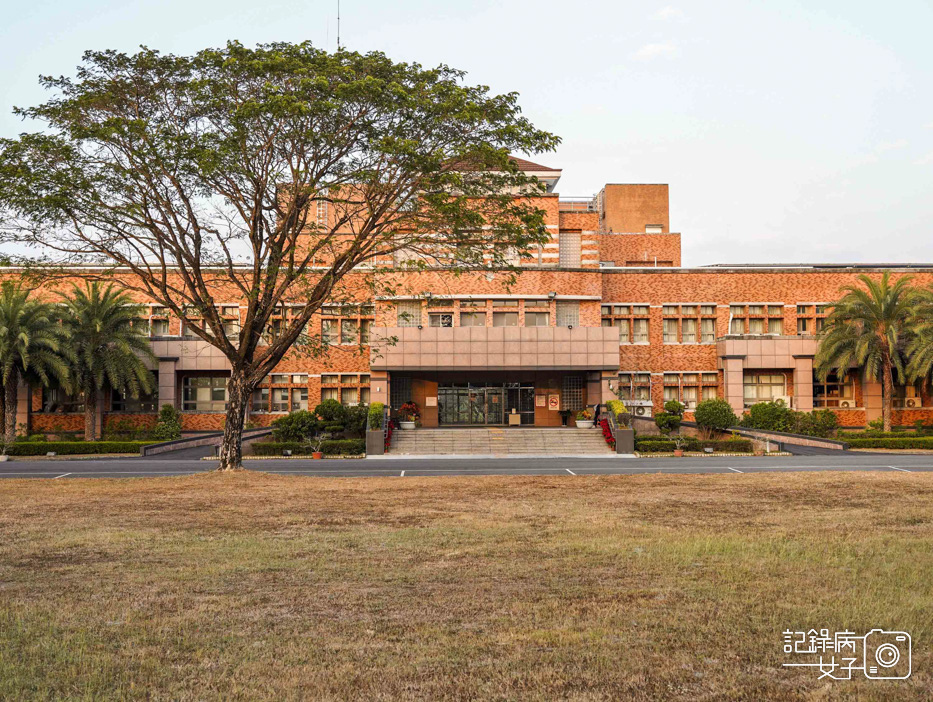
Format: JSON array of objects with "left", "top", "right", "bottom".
[
  {"left": 562, "top": 375, "right": 584, "bottom": 411},
  {"left": 271, "top": 388, "right": 289, "bottom": 412},
  {"left": 748, "top": 318, "right": 765, "bottom": 335},
  {"left": 397, "top": 301, "right": 422, "bottom": 327},
  {"left": 663, "top": 318, "right": 679, "bottom": 344},
  {"left": 322, "top": 319, "right": 338, "bottom": 344},
  {"left": 251, "top": 387, "right": 269, "bottom": 412},
  {"left": 730, "top": 318, "right": 745, "bottom": 334},
  {"left": 633, "top": 318, "right": 649, "bottom": 344},
  {"left": 268, "top": 374, "right": 287, "bottom": 384},
  {"left": 768, "top": 305, "right": 783, "bottom": 316},
  {"left": 460, "top": 311, "right": 486, "bottom": 327},
  {"left": 613, "top": 305, "right": 631, "bottom": 315},
  {"left": 632, "top": 305, "right": 649, "bottom": 316},
  {"left": 555, "top": 301, "right": 580, "bottom": 327},
  {"left": 492, "top": 311, "right": 519, "bottom": 327},
  {"left": 492, "top": 299, "right": 519, "bottom": 307},
  {"left": 460, "top": 299, "right": 485, "bottom": 308},
  {"left": 616, "top": 318, "right": 631, "bottom": 343},
  {"left": 360, "top": 387, "right": 371, "bottom": 404},
  {"left": 682, "top": 385, "right": 698, "bottom": 410},
  {"left": 341, "top": 319, "right": 359, "bottom": 344},
  {"left": 633, "top": 373, "right": 651, "bottom": 400},
  {"left": 662, "top": 305, "right": 679, "bottom": 315},
  {"left": 814, "top": 372, "right": 855, "bottom": 408},
  {"left": 321, "top": 374, "right": 338, "bottom": 385},
  {"left": 700, "top": 305, "right": 716, "bottom": 315},
  {"left": 429, "top": 313, "right": 453, "bottom": 328},
  {"left": 681, "top": 318, "right": 697, "bottom": 343},
  {"left": 558, "top": 231, "right": 581, "bottom": 267},
  {"left": 797, "top": 305, "right": 811, "bottom": 315},
  {"left": 525, "top": 311, "right": 550, "bottom": 327},
  {"left": 341, "top": 387, "right": 359, "bottom": 406},
  {"left": 701, "top": 318, "right": 716, "bottom": 343},
  {"left": 292, "top": 374, "right": 308, "bottom": 384},
  {"left": 702, "top": 372, "right": 718, "bottom": 383},
  {"left": 340, "top": 374, "right": 356, "bottom": 384},
  {"left": 321, "top": 387, "right": 338, "bottom": 401},
  {"left": 359, "top": 374, "right": 371, "bottom": 385},
  {"left": 360, "top": 319, "right": 372, "bottom": 345},
  {"left": 797, "top": 318, "right": 811, "bottom": 334},
  {"left": 291, "top": 388, "right": 308, "bottom": 411},
  {"left": 748, "top": 305, "right": 764, "bottom": 315},
  {"left": 525, "top": 299, "right": 549, "bottom": 308},
  {"left": 150, "top": 318, "right": 170, "bottom": 336},
  {"left": 768, "top": 318, "right": 784, "bottom": 335},
  {"left": 182, "top": 376, "right": 228, "bottom": 412},
  {"left": 730, "top": 305, "right": 745, "bottom": 316},
  {"left": 681, "top": 305, "right": 696, "bottom": 316},
  {"left": 702, "top": 386, "right": 718, "bottom": 401},
  {"left": 743, "top": 373, "right": 786, "bottom": 406},
  {"left": 110, "top": 377, "right": 158, "bottom": 413}
]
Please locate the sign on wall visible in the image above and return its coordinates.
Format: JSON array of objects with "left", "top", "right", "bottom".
[
  {"left": 425, "top": 396, "right": 437, "bottom": 407},
  {"left": 535, "top": 394, "right": 546, "bottom": 408},
  {"left": 547, "top": 394, "right": 560, "bottom": 411}
]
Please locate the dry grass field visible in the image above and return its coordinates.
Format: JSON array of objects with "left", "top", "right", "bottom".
[{"left": 1, "top": 471, "right": 931, "bottom": 700}]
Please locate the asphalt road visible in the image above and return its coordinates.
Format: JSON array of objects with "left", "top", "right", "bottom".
[{"left": 1, "top": 453, "right": 932, "bottom": 479}]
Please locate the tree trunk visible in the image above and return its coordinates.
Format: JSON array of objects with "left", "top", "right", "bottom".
[
  {"left": 882, "top": 358, "right": 894, "bottom": 433},
  {"left": 0, "top": 382, "right": 6, "bottom": 448},
  {"left": 4, "top": 371, "right": 18, "bottom": 445},
  {"left": 84, "top": 389, "right": 97, "bottom": 442},
  {"left": 218, "top": 370, "right": 250, "bottom": 471}
]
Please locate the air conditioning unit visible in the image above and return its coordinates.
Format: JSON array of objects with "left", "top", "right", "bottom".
[
  {"left": 628, "top": 400, "right": 654, "bottom": 418},
  {"left": 775, "top": 395, "right": 793, "bottom": 408},
  {"left": 840, "top": 400, "right": 852, "bottom": 408},
  {"left": 906, "top": 398, "right": 918, "bottom": 408}
]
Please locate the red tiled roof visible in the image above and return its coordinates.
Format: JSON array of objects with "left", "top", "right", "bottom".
[{"left": 509, "top": 156, "right": 561, "bottom": 172}]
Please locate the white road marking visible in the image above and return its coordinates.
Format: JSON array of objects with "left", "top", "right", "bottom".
[
  {"left": 889, "top": 466, "right": 911, "bottom": 472},
  {"left": 727, "top": 467, "right": 743, "bottom": 473},
  {"left": 566, "top": 468, "right": 576, "bottom": 475},
  {"left": 52, "top": 473, "right": 72, "bottom": 479},
  {"left": 400, "top": 470, "right": 405, "bottom": 477}
]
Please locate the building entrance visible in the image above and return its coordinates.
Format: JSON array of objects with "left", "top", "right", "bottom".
[{"left": 437, "top": 382, "right": 535, "bottom": 425}]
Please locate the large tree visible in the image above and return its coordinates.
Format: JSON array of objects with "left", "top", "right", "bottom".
[
  {"left": 0, "top": 282, "right": 71, "bottom": 443},
  {"left": 0, "top": 42, "right": 559, "bottom": 469},
  {"left": 815, "top": 272, "right": 917, "bottom": 432},
  {"left": 61, "top": 282, "right": 155, "bottom": 441}
]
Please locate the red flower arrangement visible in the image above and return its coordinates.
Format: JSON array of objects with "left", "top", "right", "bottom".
[{"left": 599, "top": 418, "right": 616, "bottom": 449}]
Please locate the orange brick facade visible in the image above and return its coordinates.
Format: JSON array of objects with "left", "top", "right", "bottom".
[{"left": 14, "top": 163, "right": 933, "bottom": 435}]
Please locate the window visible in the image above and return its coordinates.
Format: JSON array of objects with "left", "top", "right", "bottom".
[
  {"left": 182, "top": 322, "right": 200, "bottom": 340},
  {"left": 702, "top": 386, "right": 718, "bottom": 401},
  {"left": 681, "top": 318, "right": 697, "bottom": 344},
  {"left": 748, "top": 305, "right": 764, "bottom": 315},
  {"left": 222, "top": 319, "right": 240, "bottom": 340},
  {"left": 339, "top": 374, "right": 356, "bottom": 384},
  {"left": 700, "top": 305, "right": 716, "bottom": 315},
  {"left": 360, "top": 387, "right": 371, "bottom": 405},
  {"left": 632, "top": 305, "right": 649, "bottom": 316},
  {"left": 111, "top": 381, "right": 159, "bottom": 413},
  {"left": 748, "top": 318, "right": 765, "bottom": 335},
  {"left": 743, "top": 373, "right": 786, "bottom": 407},
  {"left": 221, "top": 305, "right": 239, "bottom": 317},
  {"left": 390, "top": 375, "right": 411, "bottom": 409},
  {"left": 701, "top": 318, "right": 716, "bottom": 343},
  {"left": 460, "top": 299, "right": 485, "bottom": 308},
  {"left": 562, "top": 375, "right": 584, "bottom": 411},
  {"left": 270, "top": 374, "right": 289, "bottom": 384},
  {"left": 662, "top": 305, "right": 678, "bottom": 315},
  {"left": 397, "top": 301, "right": 422, "bottom": 327},
  {"left": 291, "top": 388, "right": 308, "bottom": 411},
  {"left": 460, "top": 311, "right": 486, "bottom": 327},
  {"left": 768, "top": 318, "right": 784, "bottom": 334},
  {"left": 601, "top": 317, "right": 630, "bottom": 343},
  {"left": 292, "top": 374, "right": 308, "bottom": 384},
  {"left": 251, "top": 387, "right": 269, "bottom": 412},
  {"left": 321, "top": 387, "right": 338, "bottom": 401},
  {"left": 525, "top": 299, "right": 549, "bottom": 309},
  {"left": 321, "top": 374, "right": 338, "bottom": 385},
  {"left": 182, "top": 376, "right": 228, "bottom": 412},
  {"left": 558, "top": 231, "right": 581, "bottom": 267},
  {"left": 797, "top": 318, "right": 811, "bottom": 334},
  {"left": 556, "top": 301, "right": 579, "bottom": 327},
  {"left": 730, "top": 318, "right": 745, "bottom": 334},
  {"left": 492, "top": 299, "right": 519, "bottom": 307},
  {"left": 341, "top": 319, "right": 359, "bottom": 344},
  {"left": 681, "top": 305, "right": 696, "bottom": 316},
  {"left": 271, "top": 388, "right": 289, "bottom": 412},
  {"left": 893, "top": 383, "right": 923, "bottom": 408},
  {"left": 797, "top": 305, "right": 811, "bottom": 315},
  {"left": 427, "top": 298, "right": 452, "bottom": 308},
  {"left": 359, "top": 374, "right": 371, "bottom": 385},
  {"left": 633, "top": 319, "right": 649, "bottom": 344},
  {"left": 525, "top": 311, "right": 550, "bottom": 327},
  {"left": 814, "top": 372, "right": 855, "bottom": 408},
  {"left": 341, "top": 388, "right": 359, "bottom": 406},
  {"left": 150, "top": 318, "right": 170, "bottom": 336},
  {"left": 360, "top": 319, "right": 372, "bottom": 345},
  {"left": 493, "top": 311, "right": 518, "bottom": 327},
  {"left": 322, "top": 319, "right": 337, "bottom": 344},
  {"left": 663, "top": 318, "right": 679, "bottom": 344},
  {"left": 429, "top": 313, "right": 453, "bottom": 328}
]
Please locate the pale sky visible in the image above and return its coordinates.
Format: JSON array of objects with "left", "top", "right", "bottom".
[{"left": 2, "top": 0, "right": 932, "bottom": 266}]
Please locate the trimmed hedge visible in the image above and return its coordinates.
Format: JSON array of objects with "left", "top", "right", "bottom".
[
  {"left": 6, "top": 441, "right": 158, "bottom": 456},
  {"left": 252, "top": 440, "right": 366, "bottom": 456},
  {"left": 635, "top": 438, "right": 754, "bottom": 453},
  {"left": 846, "top": 437, "right": 933, "bottom": 450}
]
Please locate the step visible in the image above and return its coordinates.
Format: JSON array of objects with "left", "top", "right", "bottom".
[{"left": 388, "top": 428, "right": 613, "bottom": 455}]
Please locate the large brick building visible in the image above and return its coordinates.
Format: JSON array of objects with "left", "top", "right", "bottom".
[{"left": 18, "top": 157, "right": 933, "bottom": 436}]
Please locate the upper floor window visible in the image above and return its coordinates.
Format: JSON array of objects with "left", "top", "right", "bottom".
[
  {"left": 525, "top": 311, "right": 550, "bottom": 327},
  {"left": 556, "top": 301, "right": 580, "bottom": 327},
  {"left": 397, "top": 301, "right": 422, "bottom": 327},
  {"left": 460, "top": 311, "right": 486, "bottom": 327},
  {"left": 429, "top": 313, "right": 453, "bottom": 328}
]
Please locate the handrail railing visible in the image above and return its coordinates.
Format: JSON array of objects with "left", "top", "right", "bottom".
[{"left": 383, "top": 404, "right": 391, "bottom": 446}]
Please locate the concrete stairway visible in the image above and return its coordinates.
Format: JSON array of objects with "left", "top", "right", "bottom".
[{"left": 388, "top": 427, "right": 613, "bottom": 456}]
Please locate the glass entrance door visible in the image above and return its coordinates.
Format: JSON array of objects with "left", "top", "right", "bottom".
[{"left": 438, "top": 382, "right": 533, "bottom": 425}]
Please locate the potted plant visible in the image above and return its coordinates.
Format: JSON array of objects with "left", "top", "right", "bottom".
[
  {"left": 398, "top": 401, "right": 421, "bottom": 430},
  {"left": 673, "top": 435, "right": 687, "bottom": 457},
  {"left": 308, "top": 429, "right": 333, "bottom": 460},
  {"left": 575, "top": 407, "right": 594, "bottom": 429}
]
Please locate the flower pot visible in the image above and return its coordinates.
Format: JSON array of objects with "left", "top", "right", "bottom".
[
  {"left": 312, "top": 451, "right": 323, "bottom": 459},
  {"left": 754, "top": 450, "right": 764, "bottom": 457},
  {"left": 399, "top": 421, "right": 416, "bottom": 430},
  {"left": 673, "top": 449, "right": 684, "bottom": 457},
  {"left": 0, "top": 455, "right": 9, "bottom": 462},
  {"left": 575, "top": 420, "right": 594, "bottom": 429}
]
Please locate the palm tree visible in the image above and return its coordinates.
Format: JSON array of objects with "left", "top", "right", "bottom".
[
  {"left": 61, "top": 282, "right": 156, "bottom": 441},
  {"left": 815, "top": 272, "right": 918, "bottom": 432},
  {"left": 0, "top": 282, "right": 71, "bottom": 443},
  {"left": 906, "top": 285, "right": 933, "bottom": 390}
]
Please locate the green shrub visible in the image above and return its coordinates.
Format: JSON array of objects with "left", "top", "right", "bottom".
[
  {"left": 152, "top": 404, "right": 182, "bottom": 441},
  {"left": 271, "top": 410, "right": 319, "bottom": 442},
  {"left": 654, "top": 412, "right": 681, "bottom": 435},
  {"left": 606, "top": 399, "right": 626, "bottom": 416},
  {"left": 322, "top": 423, "right": 345, "bottom": 434},
  {"left": 343, "top": 404, "right": 368, "bottom": 438},
  {"left": 7, "top": 441, "right": 157, "bottom": 456},
  {"left": 314, "top": 399, "right": 346, "bottom": 424},
  {"left": 19, "top": 434, "right": 48, "bottom": 442},
  {"left": 694, "top": 399, "right": 738, "bottom": 432},
  {"left": 846, "top": 437, "right": 933, "bottom": 450},
  {"left": 252, "top": 439, "right": 365, "bottom": 456},
  {"left": 367, "top": 402, "right": 385, "bottom": 430},
  {"left": 740, "top": 401, "right": 796, "bottom": 432},
  {"left": 663, "top": 400, "right": 685, "bottom": 417},
  {"left": 794, "top": 409, "right": 839, "bottom": 438},
  {"left": 635, "top": 438, "right": 753, "bottom": 453}
]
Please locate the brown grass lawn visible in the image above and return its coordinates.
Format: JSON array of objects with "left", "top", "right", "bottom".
[{"left": 1, "top": 471, "right": 931, "bottom": 701}]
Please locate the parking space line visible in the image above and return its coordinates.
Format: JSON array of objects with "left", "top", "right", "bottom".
[
  {"left": 727, "top": 467, "right": 743, "bottom": 473},
  {"left": 400, "top": 470, "right": 405, "bottom": 477},
  {"left": 889, "top": 466, "right": 911, "bottom": 472},
  {"left": 52, "top": 473, "right": 72, "bottom": 479},
  {"left": 566, "top": 468, "right": 576, "bottom": 475}
]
